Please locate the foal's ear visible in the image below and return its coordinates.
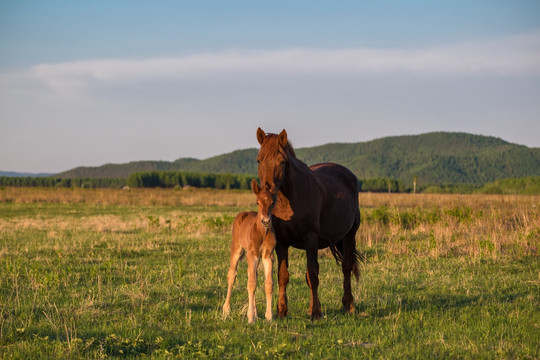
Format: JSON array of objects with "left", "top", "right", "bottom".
[
  {"left": 256, "top": 127, "right": 266, "bottom": 145},
  {"left": 251, "top": 179, "right": 261, "bottom": 194},
  {"left": 278, "top": 129, "right": 288, "bottom": 147}
]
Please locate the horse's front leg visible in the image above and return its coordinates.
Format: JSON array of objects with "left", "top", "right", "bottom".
[
  {"left": 276, "top": 242, "right": 289, "bottom": 318},
  {"left": 246, "top": 252, "right": 259, "bottom": 324},
  {"left": 305, "top": 233, "right": 322, "bottom": 320}
]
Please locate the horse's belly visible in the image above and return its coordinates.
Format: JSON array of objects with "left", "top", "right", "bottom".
[
  {"left": 273, "top": 221, "right": 306, "bottom": 248},
  {"left": 274, "top": 208, "right": 356, "bottom": 250},
  {"left": 318, "top": 199, "right": 357, "bottom": 240}
]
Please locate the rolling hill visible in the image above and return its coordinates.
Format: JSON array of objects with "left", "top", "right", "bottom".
[{"left": 56, "top": 132, "right": 540, "bottom": 187}]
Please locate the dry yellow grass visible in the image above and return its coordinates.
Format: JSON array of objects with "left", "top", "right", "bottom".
[
  {"left": 0, "top": 188, "right": 249, "bottom": 247},
  {"left": 357, "top": 193, "right": 540, "bottom": 259},
  {"left": 1, "top": 188, "right": 538, "bottom": 259},
  {"left": 358, "top": 192, "right": 540, "bottom": 209},
  {"left": 0, "top": 187, "right": 255, "bottom": 207}
]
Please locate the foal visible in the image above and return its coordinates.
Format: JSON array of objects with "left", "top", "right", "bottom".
[{"left": 222, "top": 179, "right": 277, "bottom": 323}]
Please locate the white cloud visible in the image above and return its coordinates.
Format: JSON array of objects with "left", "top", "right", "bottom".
[{"left": 9, "top": 31, "right": 540, "bottom": 95}]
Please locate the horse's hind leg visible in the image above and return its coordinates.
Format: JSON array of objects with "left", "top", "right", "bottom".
[
  {"left": 341, "top": 222, "right": 360, "bottom": 313},
  {"left": 222, "top": 244, "right": 244, "bottom": 318}
]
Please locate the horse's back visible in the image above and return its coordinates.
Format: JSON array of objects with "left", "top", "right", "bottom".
[
  {"left": 310, "top": 162, "right": 359, "bottom": 199},
  {"left": 309, "top": 162, "right": 360, "bottom": 244}
]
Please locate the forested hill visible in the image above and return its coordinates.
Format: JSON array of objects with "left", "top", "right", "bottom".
[{"left": 57, "top": 132, "right": 540, "bottom": 186}]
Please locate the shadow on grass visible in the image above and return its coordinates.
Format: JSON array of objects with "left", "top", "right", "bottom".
[{"left": 355, "top": 289, "right": 530, "bottom": 319}]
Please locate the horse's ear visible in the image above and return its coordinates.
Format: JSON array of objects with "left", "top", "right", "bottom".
[
  {"left": 256, "top": 127, "right": 266, "bottom": 145},
  {"left": 251, "top": 179, "right": 260, "bottom": 194},
  {"left": 278, "top": 129, "right": 288, "bottom": 147}
]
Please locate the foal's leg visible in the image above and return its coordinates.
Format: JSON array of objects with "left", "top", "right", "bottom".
[
  {"left": 276, "top": 243, "right": 289, "bottom": 318},
  {"left": 262, "top": 251, "right": 274, "bottom": 321},
  {"left": 305, "top": 233, "right": 322, "bottom": 320},
  {"left": 222, "top": 244, "right": 244, "bottom": 318},
  {"left": 246, "top": 252, "right": 259, "bottom": 324}
]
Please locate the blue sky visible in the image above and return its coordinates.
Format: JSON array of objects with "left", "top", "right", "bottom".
[{"left": 1, "top": 1, "right": 540, "bottom": 173}]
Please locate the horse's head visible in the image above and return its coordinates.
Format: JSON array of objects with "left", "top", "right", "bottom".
[
  {"left": 251, "top": 179, "right": 275, "bottom": 230},
  {"left": 256, "top": 127, "right": 289, "bottom": 194}
]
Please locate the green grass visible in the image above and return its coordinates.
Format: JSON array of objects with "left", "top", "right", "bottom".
[{"left": 0, "top": 194, "right": 539, "bottom": 359}]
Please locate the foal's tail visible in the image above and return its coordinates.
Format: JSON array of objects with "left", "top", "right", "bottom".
[{"left": 329, "top": 241, "right": 366, "bottom": 282}]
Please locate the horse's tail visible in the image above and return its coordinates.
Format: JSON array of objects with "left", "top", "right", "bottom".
[{"left": 329, "top": 241, "right": 366, "bottom": 282}]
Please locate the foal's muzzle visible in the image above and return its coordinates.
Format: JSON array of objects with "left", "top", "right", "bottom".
[{"left": 261, "top": 218, "right": 271, "bottom": 229}]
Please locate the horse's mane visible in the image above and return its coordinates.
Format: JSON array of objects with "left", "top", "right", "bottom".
[
  {"left": 262, "top": 133, "right": 297, "bottom": 159},
  {"left": 282, "top": 140, "right": 296, "bottom": 159}
]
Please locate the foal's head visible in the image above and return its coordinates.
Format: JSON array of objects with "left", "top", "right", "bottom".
[
  {"left": 256, "top": 127, "right": 293, "bottom": 194},
  {"left": 251, "top": 179, "right": 275, "bottom": 230}
]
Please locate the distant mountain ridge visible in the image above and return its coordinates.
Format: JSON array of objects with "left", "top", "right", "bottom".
[{"left": 56, "top": 132, "right": 540, "bottom": 186}]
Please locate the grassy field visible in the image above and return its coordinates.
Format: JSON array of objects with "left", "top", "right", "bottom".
[{"left": 0, "top": 188, "right": 539, "bottom": 359}]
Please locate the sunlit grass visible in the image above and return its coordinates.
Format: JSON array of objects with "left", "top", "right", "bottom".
[{"left": 0, "top": 188, "right": 538, "bottom": 358}]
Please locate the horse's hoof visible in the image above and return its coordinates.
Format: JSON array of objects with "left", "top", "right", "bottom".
[
  {"left": 342, "top": 296, "right": 355, "bottom": 314},
  {"left": 310, "top": 310, "right": 323, "bottom": 321},
  {"left": 343, "top": 303, "right": 355, "bottom": 314},
  {"left": 277, "top": 304, "right": 288, "bottom": 318}
]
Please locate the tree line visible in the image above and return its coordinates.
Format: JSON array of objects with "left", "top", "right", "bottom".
[
  {"left": 6, "top": 171, "right": 536, "bottom": 194},
  {"left": 0, "top": 172, "right": 406, "bottom": 193},
  {"left": 126, "top": 171, "right": 253, "bottom": 190},
  {"left": 0, "top": 171, "right": 414, "bottom": 194},
  {"left": 125, "top": 172, "right": 405, "bottom": 192},
  {"left": 0, "top": 176, "right": 126, "bottom": 189}
]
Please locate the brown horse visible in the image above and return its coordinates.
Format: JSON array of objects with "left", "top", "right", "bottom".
[
  {"left": 222, "top": 179, "right": 277, "bottom": 323},
  {"left": 256, "top": 127, "right": 364, "bottom": 320}
]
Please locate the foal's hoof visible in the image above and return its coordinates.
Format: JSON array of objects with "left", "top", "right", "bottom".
[{"left": 222, "top": 306, "right": 230, "bottom": 319}]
